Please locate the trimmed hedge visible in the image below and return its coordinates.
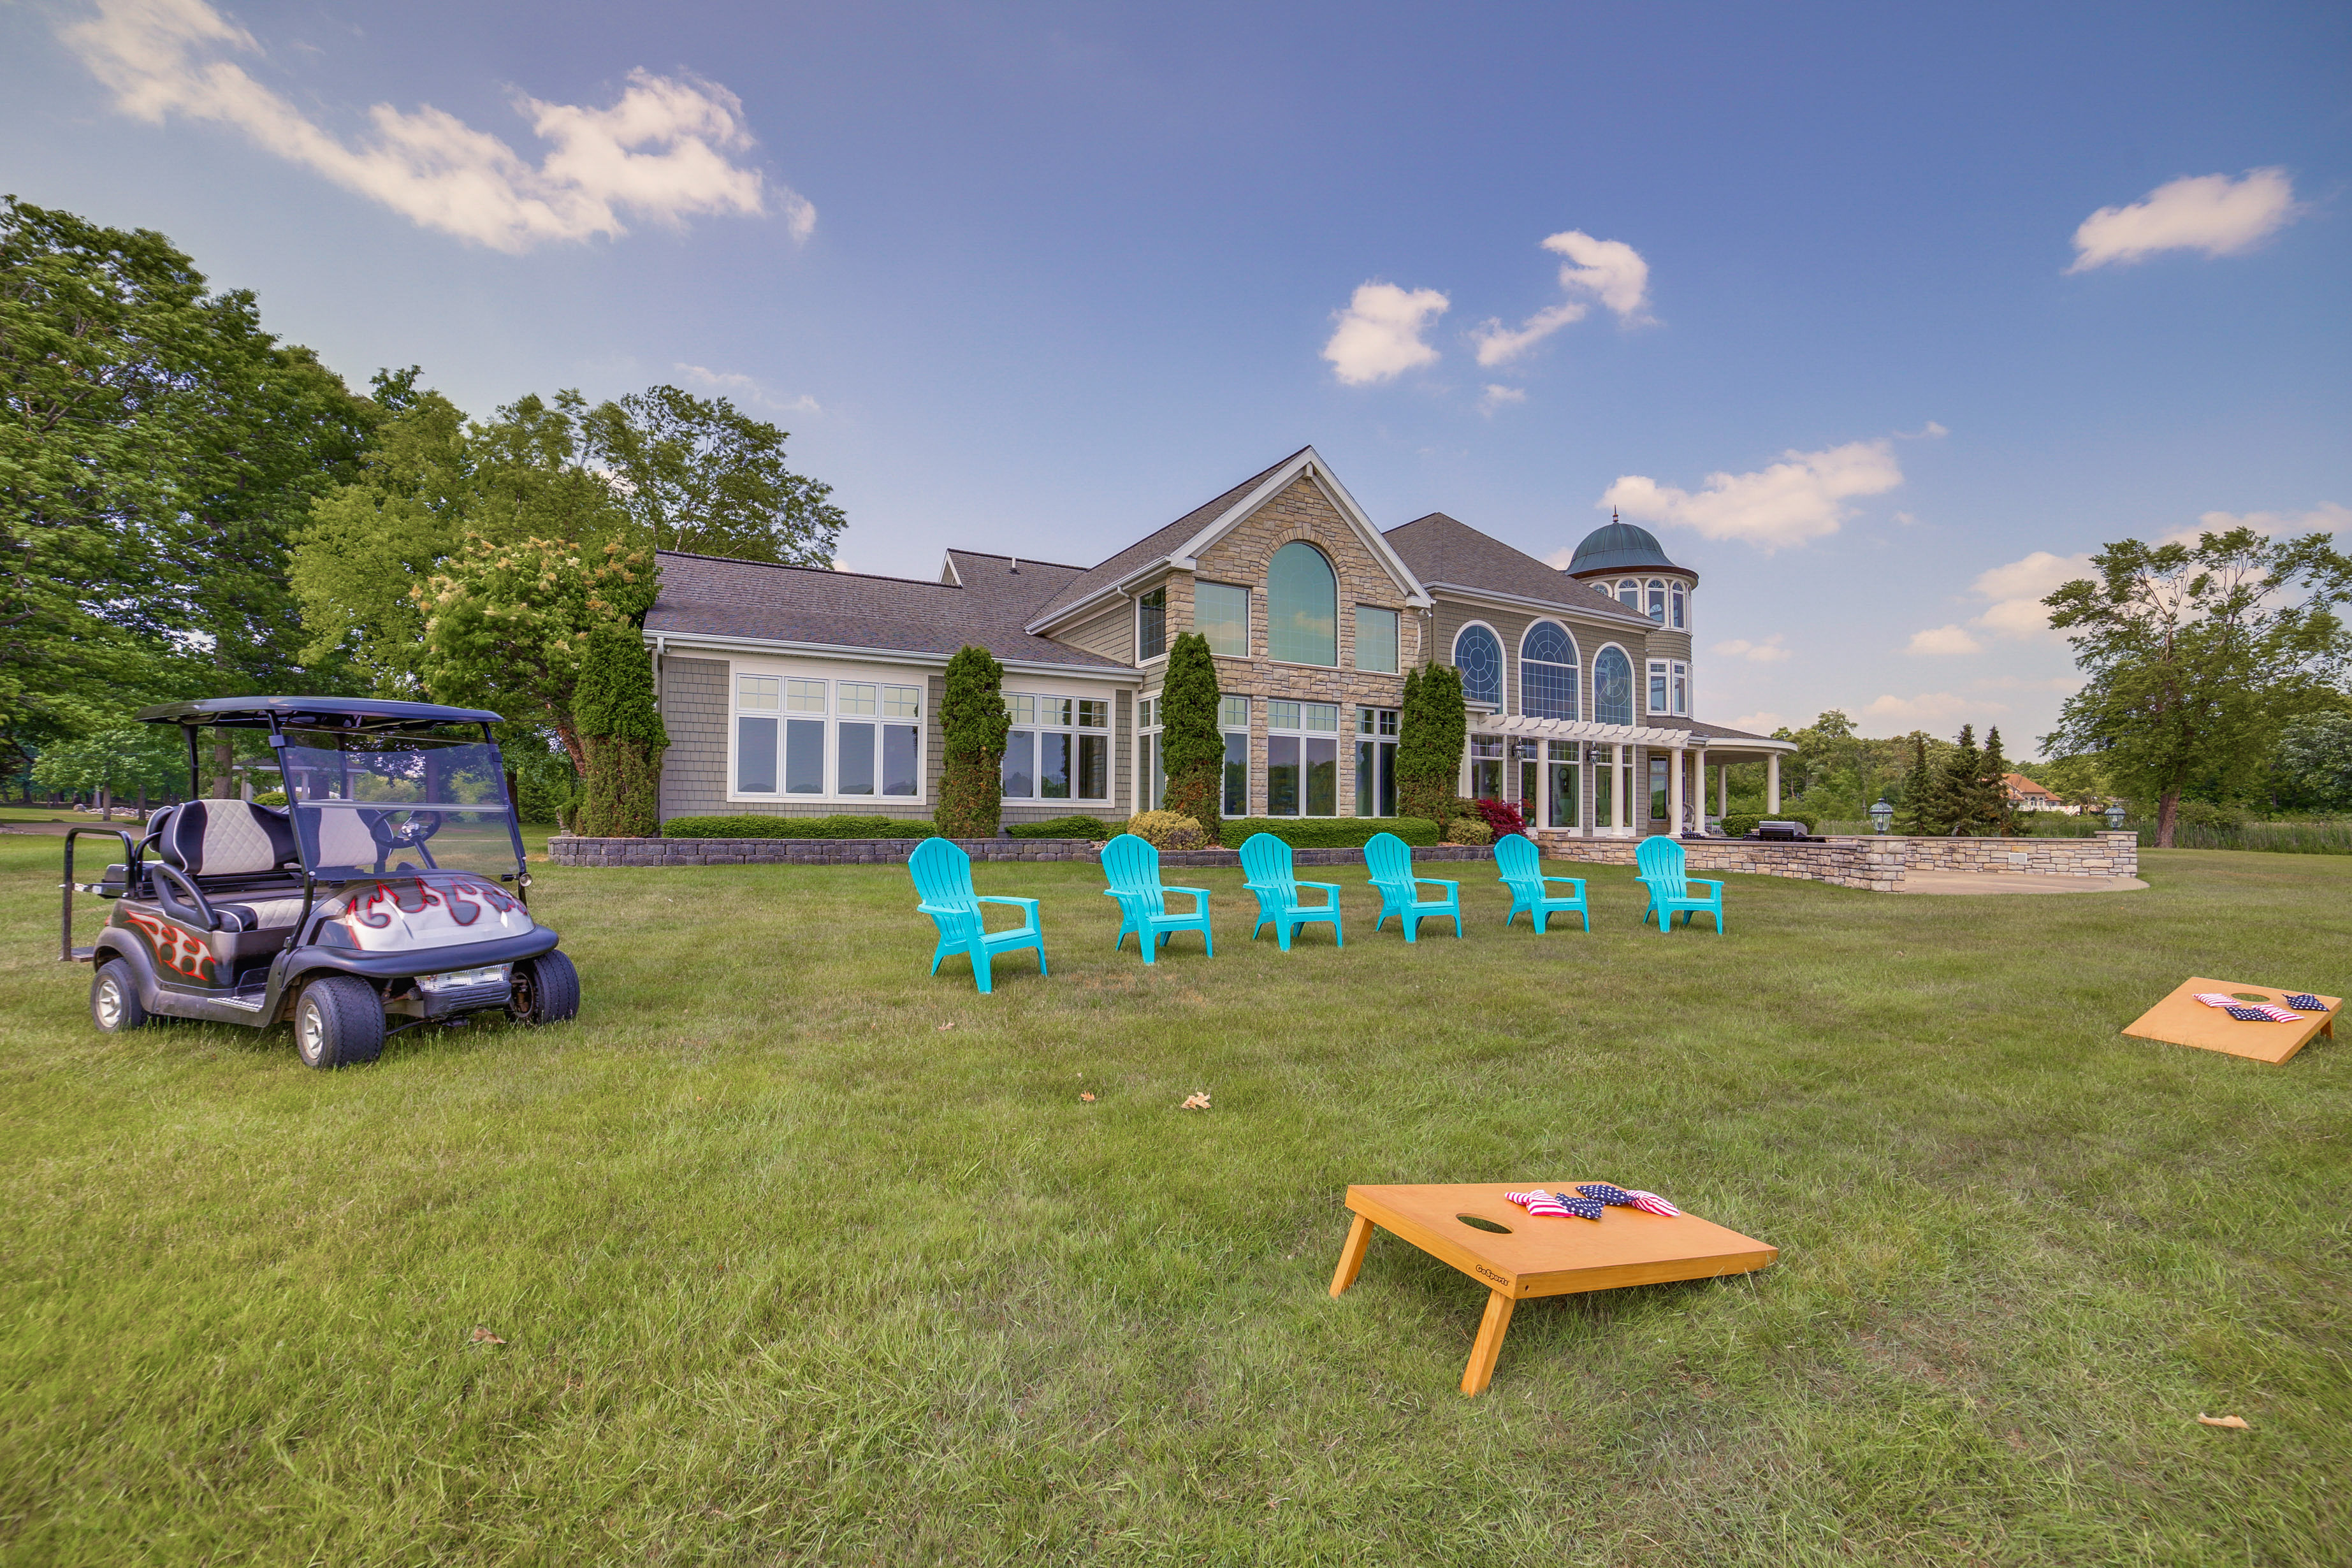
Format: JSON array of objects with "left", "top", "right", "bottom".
[
  {"left": 1217, "top": 817, "right": 1440, "bottom": 850},
  {"left": 1722, "top": 809, "right": 1819, "bottom": 838},
  {"left": 660, "top": 814, "right": 936, "bottom": 839},
  {"left": 1006, "top": 814, "right": 1114, "bottom": 841}
]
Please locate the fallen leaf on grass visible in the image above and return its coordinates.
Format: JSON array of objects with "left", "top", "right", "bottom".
[
  {"left": 936, "top": 1022, "right": 956, "bottom": 1032},
  {"left": 2196, "top": 1413, "right": 2248, "bottom": 1429},
  {"left": 1180, "top": 1092, "right": 1211, "bottom": 1111},
  {"left": 1080, "top": 1092, "right": 1096, "bottom": 1103},
  {"left": 470, "top": 1326, "right": 506, "bottom": 1345}
]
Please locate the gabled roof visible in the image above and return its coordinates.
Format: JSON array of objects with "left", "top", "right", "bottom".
[
  {"left": 1024, "top": 447, "right": 1432, "bottom": 633},
  {"left": 940, "top": 549, "right": 1088, "bottom": 621},
  {"left": 646, "top": 551, "right": 1130, "bottom": 669},
  {"left": 1383, "top": 512, "right": 1651, "bottom": 625}
]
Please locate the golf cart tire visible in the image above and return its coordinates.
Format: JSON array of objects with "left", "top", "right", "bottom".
[
  {"left": 509, "top": 951, "right": 579, "bottom": 1026},
  {"left": 91, "top": 959, "right": 152, "bottom": 1033},
  {"left": 295, "top": 975, "right": 385, "bottom": 1069}
]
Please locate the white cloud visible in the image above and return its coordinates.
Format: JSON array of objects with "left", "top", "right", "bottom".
[
  {"left": 2183, "top": 502, "right": 2352, "bottom": 542},
  {"left": 61, "top": 0, "right": 791, "bottom": 252},
  {"left": 1323, "top": 281, "right": 1449, "bottom": 385},
  {"left": 1906, "top": 624, "right": 1983, "bottom": 657},
  {"left": 1711, "top": 635, "right": 1791, "bottom": 664},
  {"left": 2067, "top": 168, "right": 2299, "bottom": 272},
  {"left": 673, "top": 363, "right": 820, "bottom": 413},
  {"left": 1862, "top": 692, "right": 2003, "bottom": 725},
  {"left": 1601, "top": 439, "right": 1903, "bottom": 550},
  {"left": 1469, "top": 229, "right": 1651, "bottom": 368},
  {"left": 1729, "top": 711, "right": 1785, "bottom": 735},
  {"left": 1478, "top": 383, "right": 1527, "bottom": 413},
  {"left": 1967, "top": 550, "right": 2094, "bottom": 640}
]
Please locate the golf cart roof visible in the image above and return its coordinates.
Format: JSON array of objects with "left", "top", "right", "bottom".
[{"left": 136, "top": 696, "right": 506, "bottom": 731}]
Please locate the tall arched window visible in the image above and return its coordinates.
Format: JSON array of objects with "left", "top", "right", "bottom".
[
  {"left": 1520, "top": 622, "right": 1579, "bottom": 720},
  {"left": 1267, "top": 542, "right": 1337, "bottom": 665},
  {"left": 1670, "top": 580, "right": 1686, "bottom": 629},
  {"left": 1453, "top": 624, "right": 1503, "bottom": 707},
  {"left": 1616, "top": 579, "right": 1640, "bottom": 609},
  {"left": 1594, "top": 646, "right": 1633, "bottom": 726},
  {"left": 1645, "top": 579, "right": 1666, "bottom": 623}
]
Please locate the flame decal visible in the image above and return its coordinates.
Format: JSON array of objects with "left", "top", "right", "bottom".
[
  {"left": 335, "top": 875, "right": 521, "bottom": 944},
  {"left": 124, "top": 910, "right": 215, "bottom": 982}
]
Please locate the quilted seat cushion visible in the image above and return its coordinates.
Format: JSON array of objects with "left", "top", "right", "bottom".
[
  {"left": 214, "top": 896, "right": 309, "bottom": 933},
  {"left": 156, "top": 800, "right": 297, "bottom": 876}
]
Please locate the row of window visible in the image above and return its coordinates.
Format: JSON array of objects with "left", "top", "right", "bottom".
[
  {"left": 1467, "top": 738, "right": 1690, "bottom": 829},
  {"left": 1451, "top": 624, "right": 1688, "bottom": 719},
  {"left": 1134, "top": 544, "right": 1402, "bottom": 673},
  {"left": 736, "top": 674, "right": 929, "bottom": 797},
  {"left": 1136, "top": 699, "right": 1398, "bottom": 819},
  {"left": 1605, "top": 577, "right": 1688, "bottom": 629}
]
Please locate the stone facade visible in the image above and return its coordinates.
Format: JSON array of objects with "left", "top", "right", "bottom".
[{"left": 1530, "top": 831, "right": 2139, "bottom": 892}]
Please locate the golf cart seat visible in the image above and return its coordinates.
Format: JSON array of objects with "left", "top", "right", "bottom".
[{"left": 149, "top": 800, "right": 309, "bottom": 933}]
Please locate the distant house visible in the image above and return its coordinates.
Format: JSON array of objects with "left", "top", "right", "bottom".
[
  {"left": 640, "top": 446, "right": 1796, "bottom": 835},
  {"left": 2004, "top": 772, "right": 2066, "bottom": 813}
]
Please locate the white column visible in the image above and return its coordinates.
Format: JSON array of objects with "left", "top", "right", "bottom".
[
  {"left": 1613, "top": 744, "right": 1628, "bottom": 834},
  {"left": 1717, "top": 760, "right": 1728, "bottom": 817},
  {"left": 1669, "top": 745, "right": 1685, "bottom": 836},
  {"left": 1767, "top": 753, "right": 1780, "bottom": 815}
]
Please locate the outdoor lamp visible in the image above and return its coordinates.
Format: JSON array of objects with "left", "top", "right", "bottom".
[
  {"left": 2103, "top": 802, "right": 2128, "bottom": 831},
  {"left": 1869, "top": 797, "right": 1894, "bottom": 834}
]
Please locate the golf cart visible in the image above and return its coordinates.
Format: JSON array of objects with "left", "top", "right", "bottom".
[{"left": 61, "top": 697, "right": 578, "bottom": 1068}]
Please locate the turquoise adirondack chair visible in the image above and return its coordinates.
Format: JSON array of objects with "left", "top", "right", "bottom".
[
  {"left": 908, "top": 837, "right": 1047, "bottom": 992},
  {"left": 1363, "top": 831, "right": 1462, "bottom": 941},
  {"left": 1635, "top": 834, "right": 1725, "bottom": 933},
  {"left": 1100, "top": 833, "right": 1214, "bottom": 964},
  {"left": 1493, "top": 832, "right": 1590, "bottom": 933},
  {"left": 1239, "top": 832, "right": 1344, "bottom": 950}
]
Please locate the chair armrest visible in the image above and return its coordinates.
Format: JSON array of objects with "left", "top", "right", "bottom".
[
  {"left": 916, "top": 901, "right": 973, "bottom": 918},
  {"left": 1541, "top": 875, "right": 1586, "bottom": 892},
  {"left": 1298, "top": 880, "right": 1343, "bottom": 895},
  {"left": 1685, "top": 879, "right": 1724, "bottom": 895},
  {"left": 1164, "top": 885, "right": 1214, "bottom": 903},
  {"left": 1413, "top": 876, "right": 1460, "bottom": 894},
  {"left": 976, "top": 896, "right": 1040, "bottom": 910}
]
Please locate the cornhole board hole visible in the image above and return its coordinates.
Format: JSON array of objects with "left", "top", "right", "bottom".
[
  {"left": 1328, "top": 1183, "right": 1776, "bottom": 1397},
  {"left": 2123, "top": 977, "right": 2339, "bottom": 1065}
]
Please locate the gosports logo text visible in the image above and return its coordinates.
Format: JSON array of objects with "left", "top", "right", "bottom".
[{"left": 123, "top": 910, "right": 214, "bottom": 982}]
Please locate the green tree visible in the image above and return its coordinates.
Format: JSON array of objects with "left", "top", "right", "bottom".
[
  {"left": 1893, "top": 732, "right": 1938, "bottom": 834},
  {"left": 1396, "top": 662, "right": 1465, "bottom": 824},
  {"left": 30, "top": 721, "right": 186, "bottom": 818},
  {"left": 580, "top": 384, "right": 845, "bottom": 563},
  {"left": 2273, "top": 710, "right": 2352, "bottom": 811},
  {"left": 1157, "top": 631, "right": 1223, "bottom": 844},
  {"left": 1974, "top": 725, "right": 2020, "bottom": 836},
  {"left": 936, "top": 645, "right": 1008, "bottom": 838},
  {"left": 411, "top": 537, "right": 658, "bottom": 772},
  {"left": 2036, "top": 753, "right": 2112, "bottom": 811},
  {"left": 2043, "top": 526, "right": 2352, "bottom": 845},
  {"left": 572, "top": 624, "right": 669, "bottom": 837}
]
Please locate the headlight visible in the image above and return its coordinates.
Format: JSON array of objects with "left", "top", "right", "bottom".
[{"left": 417, "top": 964, "right": 512, "bottom": 992}]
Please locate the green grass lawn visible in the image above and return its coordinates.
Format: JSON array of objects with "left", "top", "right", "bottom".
[{"left": 3, "top": 838, "right": 2346, "bottom": 1566}]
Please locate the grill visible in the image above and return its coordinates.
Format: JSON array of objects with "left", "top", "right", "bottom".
[{"left": 1755, "top": 820, "right": 1811, "bottom": 841}]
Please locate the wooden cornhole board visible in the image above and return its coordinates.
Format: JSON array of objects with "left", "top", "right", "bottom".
[
  {"left": 2123, "top": 976, "right": 2339, "bottom": 1065},
  {"left": 1329, "top": 1182, "right": 1776, "bottom": 1397}
]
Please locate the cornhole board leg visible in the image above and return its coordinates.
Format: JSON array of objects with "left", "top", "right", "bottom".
[
  {"left": 1328, "top": 1212, "right": 1375, "bottom": 1298},
  {"left": 1460, "top": 1289, "right": 1516, "bottom": 1397}
]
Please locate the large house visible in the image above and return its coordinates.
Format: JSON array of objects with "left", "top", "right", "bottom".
[{"left": 641, "top": 446, "right": 1793, "bottom": 836}]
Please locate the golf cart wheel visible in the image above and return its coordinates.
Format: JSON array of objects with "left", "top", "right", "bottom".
[
  {"left": 295, "top": 976, "right": 385, "bottom": 1069},
  {"left": 508, "top": 951, "right": 580, "bottom": 1026},
  {"left": 91, "top": 959, "right": 151, "bottom": 1033}
]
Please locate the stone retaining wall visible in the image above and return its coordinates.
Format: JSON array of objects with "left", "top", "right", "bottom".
[
  {"left": 549, "top": 836, "right": 1496, "bottom": 869},
  {"left": 1903, "top": 833, "right": 2138, "bottom": 879},
  {"left": 1528, "top": 831, "right": 2136, "bottom": 892}
]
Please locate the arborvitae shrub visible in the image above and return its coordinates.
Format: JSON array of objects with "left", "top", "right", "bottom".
[
  {"left": 574, "top": 623, "right": 669, "bottom": 837},
  {"left": 1158, "top": 631, "right": 1223, "bottom": 846},
  {"left": 936, "top": 646, "right": 1008, "bottom": 838}
]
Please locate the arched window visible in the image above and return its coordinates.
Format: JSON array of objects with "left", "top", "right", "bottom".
[
  {"left": 1267, "top": 542, "right": 1337, "bottom": 665},
  {"left": 1594, "top": 646, "right": 1633, "bottom": 726},
  {"left": 1520, "top": 622, "right": 1579, "bottom": 720},
  {"left": 1646, "top": 579, "right": 1666, "bottom": 623},
  {"left": 1453, "top": 624, "right": 1503, "bottom": 707},
  {"left": 1616, "top": 579, "right": 1640, "bottom": 609},
  {"left": 1670, "top": 580, "right": 1686, "bottom": 629}
]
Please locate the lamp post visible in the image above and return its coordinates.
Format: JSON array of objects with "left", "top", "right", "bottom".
[
  {"left": 1869, "top": 797, "right": 1894, "bottom": 834},
  {"left": 2103, "top": 801, "right": 2128, "bottom": 831}
]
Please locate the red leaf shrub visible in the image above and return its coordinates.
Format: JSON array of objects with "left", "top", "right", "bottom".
[{"left": 1474, "top": 796, "right": 1529, "bottom": 841}]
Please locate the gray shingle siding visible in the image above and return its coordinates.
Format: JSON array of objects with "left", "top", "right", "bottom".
[{"left": 659, "top": 657, "right": 729, "bottom": 818}]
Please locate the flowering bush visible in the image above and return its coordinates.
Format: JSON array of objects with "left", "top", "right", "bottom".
[{"left": 1124, "top": 811, "right": 1207, "bottom": 850}]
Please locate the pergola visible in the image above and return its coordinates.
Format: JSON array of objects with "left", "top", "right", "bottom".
[{"left": 1469, "top": 715, "right": 1799, "bottom": 836}]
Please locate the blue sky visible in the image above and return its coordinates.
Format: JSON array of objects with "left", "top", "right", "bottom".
[{"left": 6, "top": 1, "right": 2347, "bottom": 747}]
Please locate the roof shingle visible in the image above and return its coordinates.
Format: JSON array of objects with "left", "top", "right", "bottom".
[
  {"left": 1383, "top": 512, "right": 1649, "bottom": 624},
  {"left": 1024, "top": 449, "right": 1307, "bottom": 628}
]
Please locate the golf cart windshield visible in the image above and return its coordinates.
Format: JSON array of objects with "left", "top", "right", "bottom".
[{"left": 280, "top": 729, "right": 526, "bottom": 883}]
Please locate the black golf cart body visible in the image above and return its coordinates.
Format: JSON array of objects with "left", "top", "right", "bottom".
[{"left": 62, "top": 697, "right": 576, "bottom": 1065}]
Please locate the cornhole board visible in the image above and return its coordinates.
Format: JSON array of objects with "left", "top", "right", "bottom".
[
  {"left": 1328, "top": 1183, "right": 1776, "bottom": 1397},
  {"left": 2123, "top": 977, "right": 2339, "bottom": 1065}
]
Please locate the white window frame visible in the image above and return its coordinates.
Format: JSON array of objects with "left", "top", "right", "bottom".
[
  {"left": 1219, "top": 694, "right": 1251, "bottom": 817},
  {"left": 729, "top": 663, "right": 927, "bottom": 805},
  {"left": 1265, "top": 699, "right": 1342, "bottom": 817},
  {"left": 1518, "top": 618, "right": 1579, "bottom": 722},
  {"left": 1135, "top": 586, "right": 1169, "bottom": 665},
  {"left": 1354, "top": 604, "right": 1400, "bottom": 674},
  {"left": 1265, "top": 542, "right": 1340, "bottom": 668},
  {"left": 1671, "top": 661, "right": 1688, "bottom": 716},
  {"left": 1645, "top": 579, "right": 1667, "bottom": 625},
  {"left": 1592, "top": 642, "right": 1636, "bottom": 727},
  {"left": 1195, "top": 580, "right": 1251, "bottom": 659},
  {"left": 1451, "top": 619, "right": 1506, "bottom": 711},
  {"left": 1669, "top": 580, "right": 1687, "bottom": 630},
  {"left": 1647, "top": 660, "right": 1669, "bottom": 717},
  {"left": 1135, "top": 695, "right": 1163, "bottom": 812},
  {"left": 1001, "top": 690, "right": 1113, "bottom": 805},
  {"left": 1616, "top": 579, "right": 1641, "bottom": 610}
]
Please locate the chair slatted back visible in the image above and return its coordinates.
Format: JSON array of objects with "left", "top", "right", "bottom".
[
  {"left": 1239, "top": 832, "right": 1298, "bottom": 897},
  {"left": 1363, "top": 831, "right": 1414, "bottom": 891},
  {"left": 1635, "top": 834, "right": 1688, "bottom": 897},
  {"left": 1100, "top": 834, "right": 1168, "bottom": 916},
  {"left": 1493, "top": 832, "right": 1540, "bottom": 888},
  {"left": 910, "top": 837, "right": 982, "bottom": 937}
]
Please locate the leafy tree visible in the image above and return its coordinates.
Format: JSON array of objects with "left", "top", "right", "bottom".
[
  {"left": 572, "top": 624, "right": 669, "bottom": 837},
  {"left": 1974, "top": 726, "right": 2020, "bottom": 836},
  {"left": 1396, "top": 662, "right": 1466, "bottom": 824},
  {"left": 935, "top": 645, "right": 1008, "bottom": 838},
  {"left": 2043, "top": 526, "right": 2352, "bottom": 845},
  {"left": 1893, "top": 733, "right": 1936, "bottom": 834},
  {"left": 2274, "top": 711, "right": 2352, "bottom": 811},
  {"left": 410, "top": 537, "right": 658, "bottom": 772},
  {"left": 1157, "top": 631, "right": 1223, "bottom": 845},
  {"left": 31, "top": 721, "right": 186, "bottom": 817},
  {"left": 580, "top": 384, "right": 845, "bottom": 563},
  {"left": 2035, "top": 753, "right": 2111, "bottom": 811}
]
